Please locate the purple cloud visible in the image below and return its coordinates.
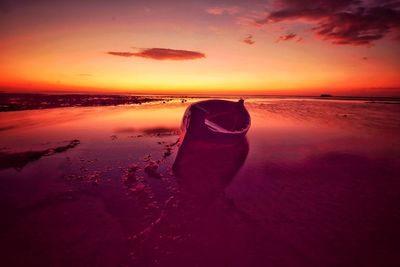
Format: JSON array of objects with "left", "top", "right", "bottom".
[
  {"left": 243, "top": 34, "right": 255, "bottom": 45},
  {"left": 258, "top": 0, "right": 400, "bottom": 46},
  {"left": 277, "top": 33, "right": 297, "bottom": 41},
  {"left": 107, "top": 52, "right": 136, "bottom": 57},
  {"left": 108, "top": 48, "right": 206, "bottom": 60},
  {"left": 276, "top": 33, "right": 304, "bottom": 43}
]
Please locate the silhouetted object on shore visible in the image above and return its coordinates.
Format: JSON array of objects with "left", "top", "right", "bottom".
[
  {"left": 173, "top": 99, "right": 250, "bottom": 201},
  {"left": 320, "top": 94, "right": 332, "bottom": 97},
  {"left": 180, "top": 99, "right": 250, "bottom": 142}
]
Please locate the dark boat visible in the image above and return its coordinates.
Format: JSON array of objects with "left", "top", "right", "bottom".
[
  {"left": 180, "top": 99, "right": 251, "bottom": 141},
  {"left": 174, "top": 98, "right": 250, "bottom": 201}
]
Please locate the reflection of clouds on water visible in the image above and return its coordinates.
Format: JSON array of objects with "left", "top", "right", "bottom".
[
  {"left": 0, "top": 97, "right": 400, "bottom": 267},
  {"left": 248, "top": 100, "right": 400, "bottom": 132},
  {"left": 228, "top": 150, "right": 400, "bottom": 267},
  {"left": 115, "top": 126, "right": 179, "bottom": 136}
]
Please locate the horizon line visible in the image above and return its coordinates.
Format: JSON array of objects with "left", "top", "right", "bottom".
[{"left": 1, "top": 91, "right": 400, "bottom": 100}]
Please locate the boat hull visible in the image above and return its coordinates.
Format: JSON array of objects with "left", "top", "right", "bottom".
[{"left": 180, "top": 99, "right": 251, "bottom": 142}]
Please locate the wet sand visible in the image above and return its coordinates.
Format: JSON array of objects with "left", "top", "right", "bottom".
[
  {"left": 0, "top": 97, "right": 399, "bottom": 267},
  {"left": 0, "top": 93, "right": 167, "bottom": 112}
]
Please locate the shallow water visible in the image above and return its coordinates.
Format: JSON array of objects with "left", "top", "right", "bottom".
[{"left": 0, "top": 97, "right": 399, "bottom": 267}]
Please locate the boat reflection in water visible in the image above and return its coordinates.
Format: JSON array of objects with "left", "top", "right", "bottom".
[{"left": 173, "top": 99, "right": 250, "bottom": 203}]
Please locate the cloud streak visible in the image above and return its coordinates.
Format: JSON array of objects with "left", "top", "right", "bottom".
[
  {"left": 107, "top": 52, "right": 136, "bottom": 57},
  {"left": 107, "top": 48, "right": 206, "bottom": 60},
  {"left": 277, "top": 33, "right": 297, "bottom": 41},
  {"left": 257, "top": 0, "right": 400, "bottom": 46},
  {"left": 276, "top": 33, "right": 303, "bottom": 43},
  {"left": 243, "top": 34, "right": 255, "bottom": 45}
]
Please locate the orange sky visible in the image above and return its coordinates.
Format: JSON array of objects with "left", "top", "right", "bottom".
[{"left": 0, "top": 0, "right": 399, "bottom": 96}]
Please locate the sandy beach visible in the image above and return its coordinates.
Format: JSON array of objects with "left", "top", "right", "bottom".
[
  {"left": 2, "top": 0, "right": 400, "bottom": 265},
  {"left": 1, "top": 95, "right": 399, "bottom": 266}
]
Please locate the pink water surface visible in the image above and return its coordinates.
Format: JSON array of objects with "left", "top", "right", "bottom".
[{"left": 0, "top": 98, "right": 399, "bottom": 267}]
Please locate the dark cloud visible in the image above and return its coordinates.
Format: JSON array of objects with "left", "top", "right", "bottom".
[
  {"left": 277, "top": 33, "right": 297, "bottom": 41},
  {"left": 133, "top": 48, "right": 206, "bottom": 60},
  {"left": 107, "top": 48, "right": 206, "bottom": 60},
  {"left": 266, "top": 0, "right": 360, "bottom": 21},
  {"left": 107, "top": 51, "right": 136, "bottom": 57},
  {"left": 243, "top": 34, "right": 255, "bottom": 44},
  {"left": 259, "top": 0, "right": 400, "bottom": 46},
  {"left": 276, "top": 33, "right": 303, "bottom": 42},
  {"left": 313, "top": 6, "right": 400, "bottom": 45}
]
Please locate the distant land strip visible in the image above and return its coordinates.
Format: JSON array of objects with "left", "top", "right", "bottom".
[{"left": 0, "top": 93, "right": 166, "bottom": 112}]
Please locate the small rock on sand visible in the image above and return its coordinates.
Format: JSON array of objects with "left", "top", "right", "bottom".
[{"left": 144, "top": 161, "right": 161, "bottom": 178}]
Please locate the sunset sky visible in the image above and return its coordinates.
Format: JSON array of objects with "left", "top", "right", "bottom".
[{"left": 1, "top": 0, "right": 399, "bottom": 96}]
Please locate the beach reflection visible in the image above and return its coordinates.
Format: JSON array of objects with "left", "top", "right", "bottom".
[
  {"left": 173, "top": 136, "right": 249, "bottom": 203},
  {"left": 0, "top": 97, "right": 399, "bottom": 267}
]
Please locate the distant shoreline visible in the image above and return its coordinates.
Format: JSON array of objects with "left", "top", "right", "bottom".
[
  {"left": 1, "top": 92, "right": 399, "bottom": 112},
  {"left": 0, "top": 93, "right": 166, "bottom": 112}
]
